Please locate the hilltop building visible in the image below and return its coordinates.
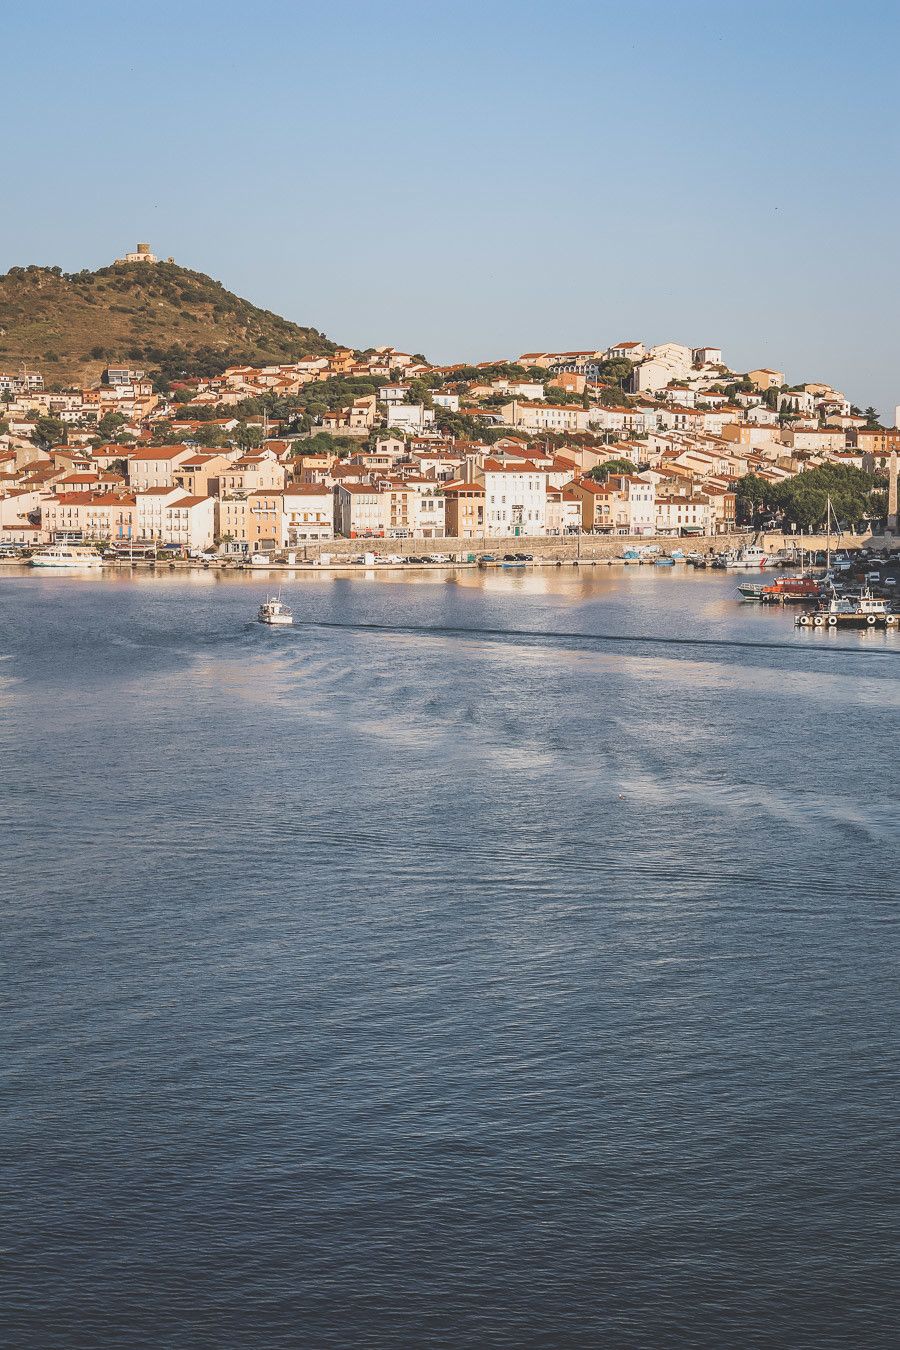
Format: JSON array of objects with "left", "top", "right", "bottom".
[{"left": 115, "top": 242, "right": 172, "bottom": 265}]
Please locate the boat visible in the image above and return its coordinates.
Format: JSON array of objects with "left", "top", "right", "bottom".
[
  {"left": 758, "top": 574, "right": 824, "bottom": 604},
  {"left": 796, "top": 588, "right": 895, "bottom": 629},
  {"left": 257, "top": 596, "right": 293, "bottom": 626},
  {"left": 654, "top": 556, "right": 675, "bottom": 566},
  {"left": 30, "top": 545, "right": 103, "bottom": 569},
  {"left": 716, "top": 543, "right": 768, "bottom": 569},
  {"left": 738, "top": 582, "right": 764, "bottom": 600}
]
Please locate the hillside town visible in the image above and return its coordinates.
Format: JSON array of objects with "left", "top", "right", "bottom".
[{"left": 1, "top": 287, "right": 897, "bottom": 555}]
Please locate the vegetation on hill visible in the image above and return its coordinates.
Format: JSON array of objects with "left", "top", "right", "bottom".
[{"left": 0, "top": 260, "right": 335, "bottom": 388}]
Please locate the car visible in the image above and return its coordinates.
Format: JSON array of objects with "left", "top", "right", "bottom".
[
  {"left": 478, "top": 554, "right": 496, "bottom": 563},
  {"left": 503, "top": 553, "right": 518, "bottom": 562},
  {"left": 430, "top": 553, "right": 450, "bottom": 563},
  {"left": 514, "top": 552, "right": 534, "bottom": 562},
  {"left": 418, "top": 555, "right": 436, "bottom": 564},
  {"left": 379, "top": 554, "right": 404, "bottom": 565}
]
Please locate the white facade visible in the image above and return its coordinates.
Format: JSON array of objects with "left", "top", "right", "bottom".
[
  {"left": 386, "top": 403, "right": 434, "bottom": 432},
  {"left": 163, "top": 496, "right": 215, "bottom": 550},
  {"left": 282, "top": 487, "right": 334, "bottom": 542},
  {"left": 482, "top": 462, "right": 549, "bottom": 536},
  {"left": 136, "top": 487, "right": 183, "bottom": 540}
]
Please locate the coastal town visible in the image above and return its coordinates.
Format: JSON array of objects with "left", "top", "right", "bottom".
[{"left": 1, "top": 245, "right": 897, "bottom": 559}]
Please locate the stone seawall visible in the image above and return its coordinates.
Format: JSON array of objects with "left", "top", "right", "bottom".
[{"left": 288, "top": 531, "right": 887, "bottom": 563}]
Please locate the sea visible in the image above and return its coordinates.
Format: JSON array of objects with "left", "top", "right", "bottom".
[{"left": 2, "top": 563, "right": 898, "bottom": 1348}]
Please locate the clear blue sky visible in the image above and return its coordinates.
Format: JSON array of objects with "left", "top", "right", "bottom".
[{"left": 3, "top": 0, "right": 898, "bottom": 414}]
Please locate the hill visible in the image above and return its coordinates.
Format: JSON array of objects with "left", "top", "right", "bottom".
[{"left": 0, "top": 260, "right": 337, "bottom": 388}]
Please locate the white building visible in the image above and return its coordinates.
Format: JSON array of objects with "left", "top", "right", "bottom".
[
  {"left": 136, "top": 486, "right": 184, "bottom": 541},
  {"left": 163, "top": 495, "right": 215, "bottom": 551},
  {"left": 481, "top": 458, "right": 549, "bottom": 536},
  {"left": 386, "top": 403, "right": 434, "bottom": 432},
  {"left": 282, "top": 485, "right": 334, "bottom": 543}
]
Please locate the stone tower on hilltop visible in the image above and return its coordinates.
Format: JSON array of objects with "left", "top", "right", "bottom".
[{"left": 115, "top": 241, "right": 159, "bottom": 265}]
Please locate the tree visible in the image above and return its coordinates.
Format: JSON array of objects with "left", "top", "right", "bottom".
[
  {"left": 735, "top": 472, "right": 773, "bottom": 526},
  {"left": 235, "top": 423, "right": 263, "bottom": 451},
  {"left": 97, "top": 411, "right": 127, "bottom": 442},
  {"left": 587, "top": 458, "right": 638, "bottom": 482},
  {"left": 863, "top": 406, "right": 881, "bottom": 429},
  {"left": 191, "top": 423, "right": 227, "bottom": 448},
  {"left": 32, "top": 416, "right": 67, "bottom": 449},
  {"left": 772, "top": 463, "right": 881, "bottom": 531}
]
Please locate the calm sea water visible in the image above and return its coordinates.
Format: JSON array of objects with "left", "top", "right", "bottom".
[{"left": 2, "top": 565, "right": 898, "bottom": 1348}]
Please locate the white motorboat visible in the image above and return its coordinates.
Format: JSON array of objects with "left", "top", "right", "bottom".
[
  {"left": 717, "top": 544, "right": 768, "bottom": 569},
  {"left": 30, "top": 546, "right": 103, "bottom": 569},
  {"left": 257, "top": 596, "right": 293, "bottom": 626}
]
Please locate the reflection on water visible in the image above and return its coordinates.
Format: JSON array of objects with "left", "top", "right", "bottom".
[{"left": 2, "top": 568, "right": 898, "bottom": 1349}]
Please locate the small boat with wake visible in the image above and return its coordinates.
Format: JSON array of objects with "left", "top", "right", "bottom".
[{"left": 257, "top": 596, "right": 293, "bottom": 626}]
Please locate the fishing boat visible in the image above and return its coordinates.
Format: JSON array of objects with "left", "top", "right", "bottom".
[
  {"left": 759, "top": 574, "right": 824, "bottom": 604},
  {"left": 30, "top": 545, "right": 103, "bottom": 569},
  {"left": 716, "top": 543, "right": 768, "bottom": 569},
  {"left": 738, "top": 582, "right": 765, "bottom": 600},
  {"left": 796, "top": 588, "right": 894, "bottom": 629},
  {"left": 257, "top": 596, "right": 293, "bottom": 626}
]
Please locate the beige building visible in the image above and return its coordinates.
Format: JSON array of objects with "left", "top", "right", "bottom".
[
  {"left": 127, "top": 445, "right": 195, "bottom": 491},
  {"left": 246, "top": 491, "right": 283, "bottom": 552},
  {"left": 220, "top": 451, "right": 286, "bottom": 495},
  {"left": 217, "top": 496, "right": 249, "bottom": 550},
  {"left": 173, "top": 453, "right": 232, "bottom": 498},
  {"left": 45, "top": 492, "right": 136, "bottom": 542},
  {"left": 443, "top": 481, "right": 485, "bottom": 538},
  {"left": 747, "top": 368, "right": 785, "bottom": 391}
]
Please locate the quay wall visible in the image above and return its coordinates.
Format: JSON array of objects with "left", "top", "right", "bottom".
[{"left": 288, "top": 531, "right": 885, "bottom": 563}]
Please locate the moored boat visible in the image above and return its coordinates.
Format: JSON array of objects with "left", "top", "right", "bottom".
[
  {"left": 716, "top": 543, "right": 768, "bottom": 569},
  {"left": 30, "top": 546, "right": 103, "bottom": 569},
  {"left": 796, "top": 588, "right": 895, "bottom": 629}
]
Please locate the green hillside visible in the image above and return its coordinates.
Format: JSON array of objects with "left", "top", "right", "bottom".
[{"left": 0, "top": 260, "right": 336, "bottom": 388}]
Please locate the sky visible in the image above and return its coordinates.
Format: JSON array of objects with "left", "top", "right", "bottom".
[{"left": 3, "top": 0, "right": 899, "bottom": 415}]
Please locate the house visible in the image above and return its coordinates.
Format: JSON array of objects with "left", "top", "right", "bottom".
[
  {"left": 386, "top": 403, "right": 434, "bottom": 432},
  {"left": 246, "top": 491, "right": 284, "bottom": 552},
  {"left": 136, "top": 486, "right": 185, "bottom": 541},
  {"left": 282, "top": 485, "right": 334, "bottom": 543},
  {"left": 216, "top": 497, "right": 250, "bottom": 552},
  {"left": 173, "top": 452, "right": 232, "bottom": 498},
  {"left": 163, "top": 495, "right": 216, "bottom": 551},
  {"left": 44, "top": 492, "right": 136, "bottom": 542},
  {"left": 655, "top": 494, "right": 713, "bottom": 536},
  {"left": 443, "top": 480, "right": 486, "bottom": 538},
  {"left": 502, "top": 401, "right": 593, "bottom": 434},
  {"left": 546, "top": 486, "right": 583, "bottom": 535},
  {"left": 220, "top": 452, "right": 286, "bottom": 495},
  {"left": 747, "top": 368, "right": 785, "bottom": 391},
  {"left": 778, "top": 390, "right": 815, "bottom": 417},
  {"left": 336, "top": 483, "right": 386, "bottom": 538},
  {"left": 607, "top": 340, "right": 645, "bottom": 362},
  {"left": 481, "top": 459, "right": 549, "bottom": 536},
  {"left": 126, "top": 445, "right": 194, "bottom": 491},
  {"left": 692, "top": 347, "right": 723, "bottom": 367}
]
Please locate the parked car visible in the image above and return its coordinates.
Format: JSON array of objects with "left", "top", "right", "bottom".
[{"left": 514, "top": 552, "right": 534, "bottom": 562}]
